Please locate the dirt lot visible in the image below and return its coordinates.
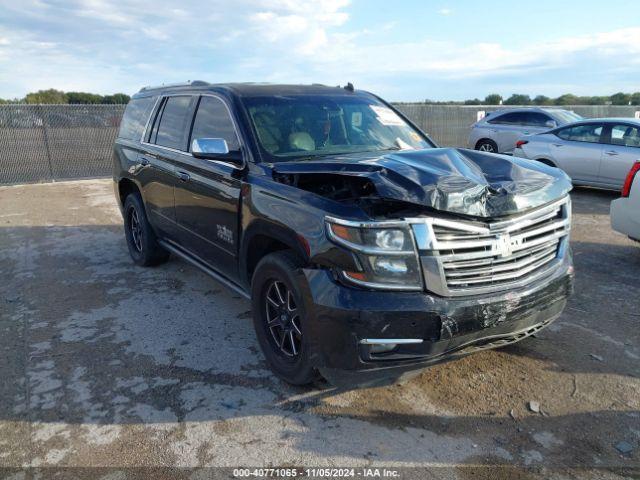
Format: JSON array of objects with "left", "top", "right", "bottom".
[{"left": 0, "top": 179, "right": 638, "bottom": 478}]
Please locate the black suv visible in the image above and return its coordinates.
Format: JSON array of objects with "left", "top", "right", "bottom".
[{"left": 113, "top": 81, "right": 574, "bottom": 387}]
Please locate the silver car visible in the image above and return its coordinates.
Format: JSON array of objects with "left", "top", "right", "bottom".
[
  {"left": 513, "top": 118, "right": 640, "bottom": 190},
  {"left": 468, "top": 108, "right": 582, "bottom": 154}
]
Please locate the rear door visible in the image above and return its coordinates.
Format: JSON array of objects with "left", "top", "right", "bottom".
[
  {"left": 522, "top": 111, "right": 555, "bottom": 135},
  {"left": 599, "top": 123, "right": 640, "bottom": 189},
  {"left": 550, "top": 123, "right": 605, "bottom": 184},
  {"left": 173, "top": 94, "right": 244, "bottom": 280},
  {"left": 141, "top": 94, "right": 197, "bottom": 237},
  {"left": 487, "top": 111, "right": 529, "bottom": 153}
]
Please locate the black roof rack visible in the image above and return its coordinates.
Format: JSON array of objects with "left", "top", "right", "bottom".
[{"left": 139, "top": 80, "right": 210, "bottom": 92}]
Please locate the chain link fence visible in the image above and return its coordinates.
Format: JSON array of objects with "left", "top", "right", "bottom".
[
  {"left": 0, "top": 104, "right": 124, "bottom": 185},
  {"left": 0, "top": 103, "right": 638, "bottom": 185},
  {"left": 394, "top": 104, "right": 640, "bottom": 147}
]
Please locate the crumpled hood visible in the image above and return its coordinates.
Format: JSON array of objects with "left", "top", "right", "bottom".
[{"left": 272, "top": 147, "right": 572, "bottom": 218}]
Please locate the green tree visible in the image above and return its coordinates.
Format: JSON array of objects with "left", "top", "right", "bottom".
[
  {"left": 102, "top": 93, "right": 130, "bottom": 104},
  {"left": 484, "top": 93, "right": 502, "bottom": 105},
  {"left": 464, "top": 98, "right": 482, "bottom": 105},
  {"left": 585, "top": 96, "right": 608, "bottom": 105},
  {"left": 630, "top": 92, "right": 640, "bottom": 106},
  {"left": 532, "top": 95, "right": 551, "bottom": 105},
  {"left": 66, "top": 91, "right": 103, "bottom": 104},
  {"left": 554, "top": 94, "right": 579, "bottom": 105},
  {"left": 24, "top": 89, "right": 68, "bottom": 104},
  {"left": 610, "top": 92, "right": 631, "bottom": 105},
  {"left": 504, "top": 94, "right": 531, "bottom": 105}
]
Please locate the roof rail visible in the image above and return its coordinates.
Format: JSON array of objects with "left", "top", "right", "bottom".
[{"left": 139, "top": 80, "right": 210, "bottom": 92}]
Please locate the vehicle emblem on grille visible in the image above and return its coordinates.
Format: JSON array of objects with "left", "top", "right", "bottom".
[{"left": 494, "top": 233, "right": 521, "bottom": 258}]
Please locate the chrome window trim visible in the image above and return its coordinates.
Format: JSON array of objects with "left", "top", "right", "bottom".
[{"left": 139, "top": 92, "right": 247, "bottom": 170}]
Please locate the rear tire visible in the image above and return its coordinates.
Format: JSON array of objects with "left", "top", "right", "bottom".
[
  {"left": 123, "top": 193, "right": 169, "bottom": 267},
  {"left": 251, "top": 250, "right": 318, "bottom": 386},
  {"left": 476, "top": 139, "right": 498, "bottom": 153}
]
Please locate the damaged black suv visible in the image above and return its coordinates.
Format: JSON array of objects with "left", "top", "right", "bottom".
[{"left": 113, "top": 81, "right": 574, "bottom": 387}]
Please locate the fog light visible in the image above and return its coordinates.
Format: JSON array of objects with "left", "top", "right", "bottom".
[
  {"left": 369, "top": 343, "right": 397, "bottom": 354},
  {"left": 373, "top": 257, "right": 408, "bottom": 274}
]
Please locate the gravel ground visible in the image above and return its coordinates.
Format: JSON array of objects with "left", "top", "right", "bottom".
[{"left": 0, "top": 179, "right": 638, "bottom": 479}]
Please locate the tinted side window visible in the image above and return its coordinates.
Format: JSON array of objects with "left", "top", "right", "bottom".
[
  {"left": 154, "top": 96, "right": 192, "bottom": 150},
  {"left": 523, "top": 112, "right": 552, "bottom": 127},
  {"left": 556, "top": 124, "right": 603, "bottom": 143},
  {"left": 118, "top": 97, "right": 155, "bottom": 141},
  {"left": 190, "top": 96, "right": 240, "bottom": 151},
  {"left": 488, "top": 112, "right": 526, "bottom": 125},
  {"left": 610, "top": 124, "right": 640, "bottom": 148}
]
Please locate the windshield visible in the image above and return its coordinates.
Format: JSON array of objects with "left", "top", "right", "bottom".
[
  {"left": 241, "top": 94, "right": 433, "bottom": 161},
  {"left": 550, "top": 109, "right": 583, "bottom": 124}
]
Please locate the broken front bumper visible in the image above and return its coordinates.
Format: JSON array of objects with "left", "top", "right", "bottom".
[{"left": 301, "top": 252, "right": 573, "bottom": 387}]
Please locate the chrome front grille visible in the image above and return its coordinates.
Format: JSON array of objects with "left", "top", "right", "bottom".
[{"left": 412, "top": 196, "right": 571, "bottom": 296}]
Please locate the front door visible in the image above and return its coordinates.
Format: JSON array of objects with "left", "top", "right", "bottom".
[
  {"left": 550, "top": 123, "right": 605, "bottom": 184},
  {"left": 598, "top": 123, "right": 640, "bottom": 189},
  {"left": 173, "top": 95, "right": 244, "bottom": 280}
]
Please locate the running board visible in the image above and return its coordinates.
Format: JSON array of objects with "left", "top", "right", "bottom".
[{"left": 158, "top": 240, "right": 250, "bottom": 300}]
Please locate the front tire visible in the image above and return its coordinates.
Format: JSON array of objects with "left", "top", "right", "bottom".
[
  {"left": 123, "top": 193, "right": 169, "bottom": 267},
  {"left": 476, "top": 139, "right": 498, "bottom": 153},
  {"left": 251, "top": 251, "right": 317, "bottom": 385}
]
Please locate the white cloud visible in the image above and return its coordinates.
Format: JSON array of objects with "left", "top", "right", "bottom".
[{"left": 0, "top": 0, "right": 638, "bottom": 100}]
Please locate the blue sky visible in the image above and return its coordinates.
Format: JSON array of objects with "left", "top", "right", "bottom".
[{"left": 0, "top": 0, "right": 638, "bottom": 101}]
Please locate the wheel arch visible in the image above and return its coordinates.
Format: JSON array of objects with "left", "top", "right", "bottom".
[
  {"left": 534, "top": 157, "right": 557, "bottom": 168},
  {"left": 117, "top": 177, "right": 142, "bottom": 208},
  {"left": 240, "top": 220, "right": 310, "bottom": 287},
  {"left": 475, "top": 138, "right": 498, "bottom": 150}
]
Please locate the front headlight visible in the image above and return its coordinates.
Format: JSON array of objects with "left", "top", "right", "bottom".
[{"left": 326, "top": 218, "right": 423, "bottom": 290}]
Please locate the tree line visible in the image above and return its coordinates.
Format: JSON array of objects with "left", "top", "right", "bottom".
[
  {"left": 420, "top": 92, "right": 640, "bottom": 106},
  {"left": 0, "top": 89, "right": 130, "bottom": 105},
  {"left": 3, "top": 88, "right": 640, "bottom": 106}
]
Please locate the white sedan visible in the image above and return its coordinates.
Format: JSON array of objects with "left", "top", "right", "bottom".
[
  {"left": 514, "top": 118, "right": 640, "bottom": 191},
  {"left": 611, "top": 162, "right": 640, "bottom": 242}
]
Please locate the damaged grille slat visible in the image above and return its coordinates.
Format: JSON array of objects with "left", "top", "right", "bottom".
[
  {"left": 416, "top": 196, "right": 571, "bottom": 296},
  {"left": 442, "top": 242, "right": 557, "bottom": 269},
  {"left": 446, "top": 251, "right": 558, "bottom": 285},
  {"left": 445, "top": 246, "right": 558, "bottom": 278}
]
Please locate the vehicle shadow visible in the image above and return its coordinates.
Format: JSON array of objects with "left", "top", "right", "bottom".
[
  {"left": 569, "top": 186, "right": 618, "bottom": 215},
  {"left": 1, "top": 221, "right": 638, "bottom": 467}
]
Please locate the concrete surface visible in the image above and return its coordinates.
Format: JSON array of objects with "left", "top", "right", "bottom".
[{"left": 0, "top": 179, "right": 638, "bottom": 478}]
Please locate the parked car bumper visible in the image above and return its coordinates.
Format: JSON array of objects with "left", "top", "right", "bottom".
[
  {"left": 611, "top": 196, "right": 640, "bottom": 242},
  {"left": 512, "top": 147, "right": 526, "bottom": 158},
  {"left": 300, "top": 253, "right": 574, "bottom": 387}
]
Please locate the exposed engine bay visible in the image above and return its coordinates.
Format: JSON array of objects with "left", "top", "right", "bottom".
[{"left": 273, "top": 171, "right": 425, "bottom": 219}]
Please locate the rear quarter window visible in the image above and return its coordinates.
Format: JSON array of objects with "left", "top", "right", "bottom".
[
  {"left": 118, "top": 97, "right": 156, "bottom": 141},
  {"left": 488, "top": 112, "right": 526, "bottom": 125}
]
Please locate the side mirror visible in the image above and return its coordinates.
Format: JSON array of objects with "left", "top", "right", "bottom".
[
  {"left": 192, "top": 138, "right": 243, "bottom": 165},
  {"left": 545, "top": 120, "right": 557, "bottom": 128}
]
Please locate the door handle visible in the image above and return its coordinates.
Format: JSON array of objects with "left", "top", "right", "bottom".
[
  {"left": 605, "top": 150, "right": 619, "bottom": 156},
  {"left": 177, "top": 171, "right": 191, "bottom": 182},
  {"left": 552, "top": 143, "right": 563, "bottom": 147}
]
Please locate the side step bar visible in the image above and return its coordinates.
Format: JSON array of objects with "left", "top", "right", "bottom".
[{"left": 158, "top": 240, "right": 250, "bottom": 300}]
